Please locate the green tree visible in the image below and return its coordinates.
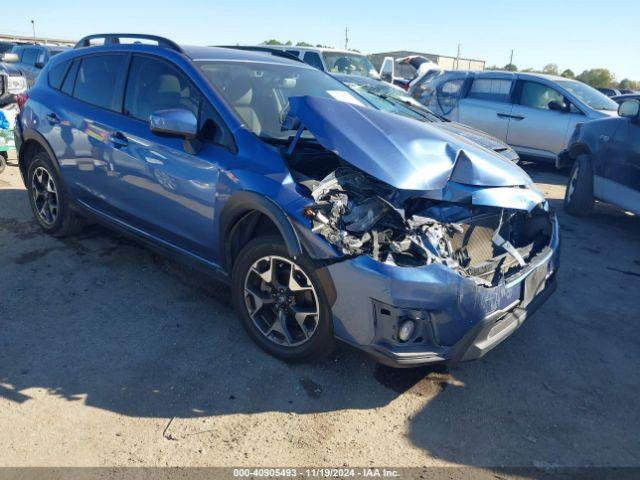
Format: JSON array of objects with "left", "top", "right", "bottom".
[
  {"left": 619, "top": 78, "right": 640, "bottom": 91},
  {"left": 262, "top": 39, "right": 284, "bottom": 45},
  {"left": 576, "top": 68, "right": 615, "bottom": 88},
  {"left": 561, "top": 69, "right": 575, "bottom": 79},
  {"left": 542, "top": 63, "right": 559, "bottom": 75},
  {"left": 296, "top": 41, "right": 313, "bottom": 47},
  {"left": 504, "top": 63, "right": 518, "bottom": 72}
]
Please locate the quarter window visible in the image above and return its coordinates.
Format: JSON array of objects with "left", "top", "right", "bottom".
[
  {"left": 73, "top": 55, "right": 128, "bottom": 111},
  {"left": 48, "top": 60, "right": 70, "bottom": 90},
  {"left": 468, "top": 78, "right": 512, "bottom": 102},
  {"left": 124, "top": 56, "right": 200, "bottom": 122},
  {"left": 519, "top": 81, "right": 564, "bottom": 110},
  {"left": 61, "top": 60, "right": 79, "bottom": 95}
]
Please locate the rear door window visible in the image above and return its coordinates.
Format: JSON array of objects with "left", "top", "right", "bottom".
[
  {"left": 303, "top": 51, "right": 324, "bottom": 70},
  {"left": 73, "top": 54, "right": 128, "bottom": 111},
  {"left": 467, "top": 78, "right": 512, "bottom": 102}
]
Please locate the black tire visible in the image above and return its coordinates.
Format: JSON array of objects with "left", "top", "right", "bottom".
[
  {"left": 0, "top": 152, "right": 6, "bottom": 174},
  {"left": 231, "top": 235, "right": 334, "bottom": 363},
  {"left": 26, "top": 152, "right": 85, "bottom": 237},
  {"left": 564, "top": 154, "right": 594, "bottom": 216}
]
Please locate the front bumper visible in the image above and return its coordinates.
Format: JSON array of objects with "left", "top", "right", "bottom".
[{"left": 325, "top": 215, "right": 560, "bottom": 368}]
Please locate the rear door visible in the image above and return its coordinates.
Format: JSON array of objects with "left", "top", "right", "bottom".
[
  {"left": 48, "top": 53, "right": 129, "bottom": 213},
  {"left": 507, "top": 79, "right": 581, "bottom": 161},
  {"left": 457, "top": 76, "right": 514, "bottom": 141}
]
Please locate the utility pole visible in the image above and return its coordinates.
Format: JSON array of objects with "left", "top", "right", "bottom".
[
  {"left": 344, "top": 27, "right": 349, "bottom": 50},
  {"left": 31, "top": 19, "right": 36, "bottom": 44},
  {"left": 456, "top": 43, "right": 461, "bottom": 70},
  {"left": 509, "top": 49, "right": 514, "bottom": 67}
]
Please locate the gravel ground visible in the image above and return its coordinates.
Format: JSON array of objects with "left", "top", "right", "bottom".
[{"left": 0, "top": 152, "right": 639, "bottom": 471}]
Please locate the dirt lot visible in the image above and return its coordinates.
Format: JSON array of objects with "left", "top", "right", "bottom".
[{"left": 1, "top": 151, "right": 639, "bottom": 470}]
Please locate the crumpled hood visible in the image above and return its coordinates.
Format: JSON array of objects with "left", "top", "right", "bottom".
[{"left": 287, "top": 96, "right": 532, "bottom": 192}]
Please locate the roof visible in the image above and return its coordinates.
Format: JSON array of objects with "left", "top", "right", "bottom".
[{"left": 237, "top": 44, "right": 367, "bottom": 56}]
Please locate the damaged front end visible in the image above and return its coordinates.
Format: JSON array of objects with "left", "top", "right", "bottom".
[
  {"left": 304, "top": 166, "right": 552, "bottom": 287},
  {"left": 281, "top": 96, "right": 559, "bottom": 366}
]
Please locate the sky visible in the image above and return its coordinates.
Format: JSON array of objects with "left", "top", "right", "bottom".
[{"left": 4, "top": 0, "right": 640, "bottom": 80}]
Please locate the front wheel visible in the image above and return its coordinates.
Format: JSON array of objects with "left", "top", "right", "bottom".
[
  {"left": 231, "top": 236, "right": 334, "bottom": 363},
  {"left": 564, "top": 154, "right": 594, "bottom": 216}
]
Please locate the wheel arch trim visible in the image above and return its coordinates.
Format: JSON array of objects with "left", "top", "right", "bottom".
[{"left": 219, "top": 190, "right": 303, "bottom": 272}]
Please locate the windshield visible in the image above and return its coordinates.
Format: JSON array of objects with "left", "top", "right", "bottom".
[
  {"left": 345, "top": 81, "right": 442, "bottom": 123},
  {"left": 557, "top": 80, "right": 619, "bottom": 111},
  {"left": 197, "top": 61, "right": 366, "bottom": 140},
  {"left": 323, "top": 52, "right": 379, "bottom": 78}
]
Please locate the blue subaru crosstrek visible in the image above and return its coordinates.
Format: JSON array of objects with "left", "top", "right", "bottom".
[{"left": 14, "top": 34, "right": 559, "bottom": 367}]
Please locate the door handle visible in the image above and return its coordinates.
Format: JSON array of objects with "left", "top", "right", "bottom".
[
  {"left": 600, "top": 135, "right": 610, "bottom": 143},
  {"left": 497, "top": 113, "right": 525, "bottom": 121},
  {"left": 109, "top": 132, "right": 128, "bottom": 148},
  {"left": 45, "top": 113, "right": 60, "bottom": 125}
]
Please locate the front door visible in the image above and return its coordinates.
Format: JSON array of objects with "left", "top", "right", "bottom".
[
  {"left": 105, "top": 54, "right": 230, "bottom": 259},
  {"left": 507, "top": 80, "right": 580, "bottom": 161}
]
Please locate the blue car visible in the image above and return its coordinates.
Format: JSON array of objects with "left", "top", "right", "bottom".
[{"left": 14, "top": 34, "right": 559, "bottom": 367}]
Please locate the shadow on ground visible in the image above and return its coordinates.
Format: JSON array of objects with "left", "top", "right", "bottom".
[{"left": 1, "top": 161, "right": 639, "bottom": 468}]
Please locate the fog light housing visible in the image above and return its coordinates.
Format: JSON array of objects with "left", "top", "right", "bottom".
[{"left": 398, "top": 319, "right": 416, "bottom": 342}]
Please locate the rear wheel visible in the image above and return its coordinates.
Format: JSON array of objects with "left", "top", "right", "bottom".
[
  {"left": 27, "top": 152, "right": 85, "bottom": 236},
  {"left": 564, "top": 154, "right": 594, "bottom": 216},
  {"left": 231, "top": 236, "right": 333, "bottom": 362},
  {"left": 0, "top": 151, "right": 7, "bottom": 174}
]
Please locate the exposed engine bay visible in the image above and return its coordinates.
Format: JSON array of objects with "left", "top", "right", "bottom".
[{"left": 287, "top": 142, "right": 553, "bottom": 287}]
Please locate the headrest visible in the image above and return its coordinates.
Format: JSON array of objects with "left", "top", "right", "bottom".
[{"left": 227, "top": 75, "right": 253, "bottom": 106}]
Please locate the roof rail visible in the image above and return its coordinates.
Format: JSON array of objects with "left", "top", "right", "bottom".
[
  {"left": 217, "top": 46, "right": 304, "bottom": 63},
  {"left": 74, "top": 34, "right": 184, "bottom": 54}
]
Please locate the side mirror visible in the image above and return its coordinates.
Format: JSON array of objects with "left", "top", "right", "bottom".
[
  {"left": 150, "top": 109, "right": 201, "bottom": 154},
  {"left": 548, "top": 100, "right": 567, "bottom": 112},
  {"left": 1, "top": 53, "right": 19, "bottom": 63},
  {"left": 150, "top": 109, "right": 198, "bottom": 139},
  {"left": 618, "top": 100, "right": 640, "bottom": 120}
]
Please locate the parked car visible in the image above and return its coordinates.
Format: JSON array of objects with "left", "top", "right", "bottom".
[
  {"left": 0, "top": 41, "right": 16, "bottom": 54},
  {"left": 619, "top": 89, "right": 637, "bottom": 95},
  {"left": 15, "top": 34, "right": 558, "bottom": 367},
  {"left": 597, "top": 87, "right": 622, "bottom": 97},
  {"left": 11, "top": 44, "right": 69, "bottom": 86},
  {"left": 228, "top": 45, "right": 380, "bottom": 79},
  {"left": 412, "top": 70, "right": 619, "bottom": 164},
  {"left": 0, "top": 52, "right": 28, "bottom": 106},
  {"left": 558, "top": 99, "right": 640, "bottom": 216},
  {"left": 612, "top": 93, "right": 640, "bottom": 104},
  {"left": 379, "top": 55, "right": 441, "bottom": 91},
  {"left": 333, "top": 73, "right": 520, "bottom": 163}
]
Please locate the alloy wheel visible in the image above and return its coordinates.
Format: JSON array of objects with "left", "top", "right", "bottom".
[
  {"left": 243, "top": 255, "right": 320, "bottom": 347},
  {"left": 31, "top": 166, "right": 59, "bottom": 226}
]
